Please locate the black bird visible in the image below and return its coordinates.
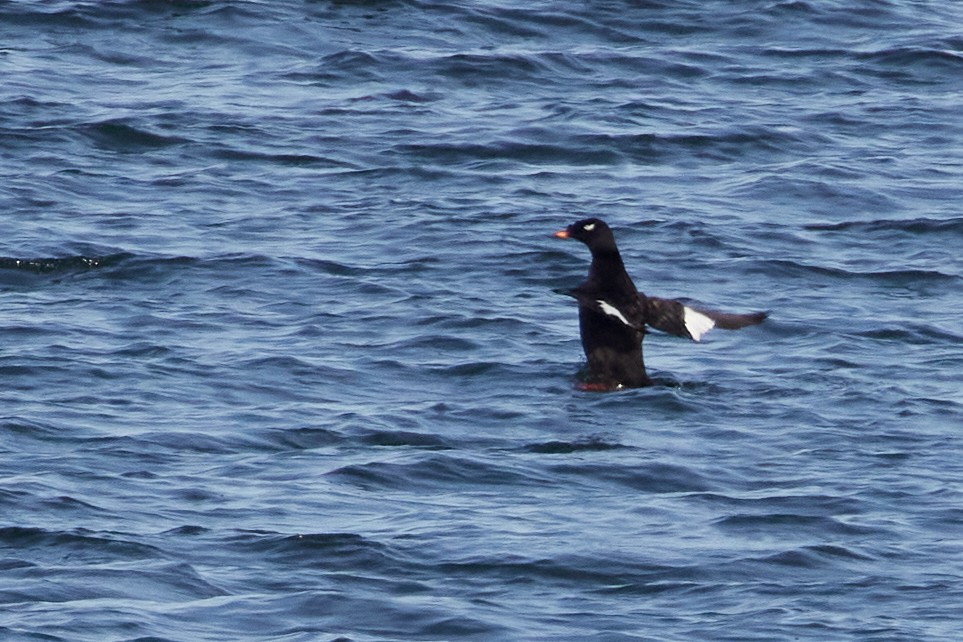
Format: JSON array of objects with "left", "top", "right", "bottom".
[{"left": 555, "top": 218, "right": 766, "bottom": 390}]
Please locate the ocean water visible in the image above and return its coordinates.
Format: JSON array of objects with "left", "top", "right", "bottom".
[{"left": 2, "top": 1, "right": 962, "bottom": 640}]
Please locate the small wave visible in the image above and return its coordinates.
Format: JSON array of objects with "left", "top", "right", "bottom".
[
  {"left": 289, "top": 49, "right": 414, "bottom": 85},
  {"left": 523, "top": 436, "right": 628, "bottom": 454},
  {"left": 80, "top": 118, "right": 189, "bottom": 152},
  {"left": 0, "top": 4, "right": 98, "bottom": 27},
  {"left": 0, "top": 253, "right": 131, "bottom": 274},
  {"left": 750, "top": 258, "right": 957, "bottom": 284},
  {"left": 327, "top": 453, "right": 546, "bottom": 491},
  {"left": 209, "top": 146, "right": 351, "bottom": 167},
  {"left": 1, "top": 252, "right": 319, "bottom": 285},
  {"left": 805, "top": 216, "right": 963, "bottom": 237},
  {"left": 0, "top": 525, "right": 164, "bottom": 560},
  {"left": 393, "top": 123, "right": 810, "bottom": 169},
  {"left": 355, "top": 428, "right": 452, "bottom": 450},
  {"left": 548, "top": 461, "right": 712, "bottom": 493},
  {"left": 391, "top": 335, "right": 481, "bottom": 353},
  {"left": 0, "top": 252, "right": 134, "bottom": 288},
  {"left": 229, "top": 530, "right": 391, "bottom": 563},
  {"left": 383, "top": 88, "right": 441, "bottom": 103},
  {"left": 440, "top": 51, "right": 552, "bottom": 82},
  {"left": 0, "top": 1, "right": 225, "bottom": 26},
  {"left": 392, "top": 138, "right": 622, "bottom": 168},
  {"left": 254, "top": 426, "right": 346, "bottom": 452},
  {"left": 857, "top": 45, "right": 963, "bottom": 74},
  {"left": 747, "top": 543, "right": 876, "bottom": 571},
  {"left": 0, "top": 526, "right": 227, "bottom": 604},
  {"left": 716, "top": 513, "right": 875, "bottom": 537},
  {"left": 854, "top": 324, "right": 962, "bottom": 344},
  {"left": 437, "top": 551, "right": 686, "bottom": 593}
]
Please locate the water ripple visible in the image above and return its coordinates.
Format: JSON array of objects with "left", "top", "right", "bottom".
[{"left": 3, "top": 1, "right": 963, "bottom": 640}]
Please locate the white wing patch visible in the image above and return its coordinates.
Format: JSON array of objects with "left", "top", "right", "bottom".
[
  {"left": 597, "top": 300, "right": 632, "bottom": 327},
  {"left": 683, "top": 306, "right": 715, "bottom": 341}
]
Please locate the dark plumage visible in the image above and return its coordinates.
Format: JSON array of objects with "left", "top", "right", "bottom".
[{"left": 555, "top": 217, "right": 767, "bottom": 390}]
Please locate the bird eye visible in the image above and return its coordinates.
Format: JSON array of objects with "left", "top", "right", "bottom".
[{"left": 583, "top": 223, "right": 595, "bottom": 232}]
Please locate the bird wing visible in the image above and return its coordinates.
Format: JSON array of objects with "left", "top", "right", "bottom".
[
  {"left": 562, "top": 289, "right": 767, "bottom": 341},
  {"left": 644, "top": 296, "right": 767, "bottom": 342},
  {"left": 566, "top": 286, "right": 647, "bottom": 331}
]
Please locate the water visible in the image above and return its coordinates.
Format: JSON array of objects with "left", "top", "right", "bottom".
[{"left": 2, "top": 1, "right": 962, "bottom": 640}]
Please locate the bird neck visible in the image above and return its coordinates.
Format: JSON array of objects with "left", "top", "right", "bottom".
[
  {"left": 591, "top": 246, "right": 623, "bottom": 266},
  {"left": 590, "top": 248, "right": 628, "bottom": 282}
]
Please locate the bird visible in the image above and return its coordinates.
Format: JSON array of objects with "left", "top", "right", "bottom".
[{"left": 554, "top": 217, "right": 767, "bottom": 390}]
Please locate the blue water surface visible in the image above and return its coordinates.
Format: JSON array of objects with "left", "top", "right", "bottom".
[{"left": 2, "top": 1, "right": 962, "bottom": 640}]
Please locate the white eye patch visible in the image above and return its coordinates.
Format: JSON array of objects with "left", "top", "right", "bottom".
[{"left": 583, "top": 223, "right": 596, "bottom": 231}]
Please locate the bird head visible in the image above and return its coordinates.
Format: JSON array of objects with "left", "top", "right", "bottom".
[{"left": 554, "top": 218, "right": 617, "bottom": 253}]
